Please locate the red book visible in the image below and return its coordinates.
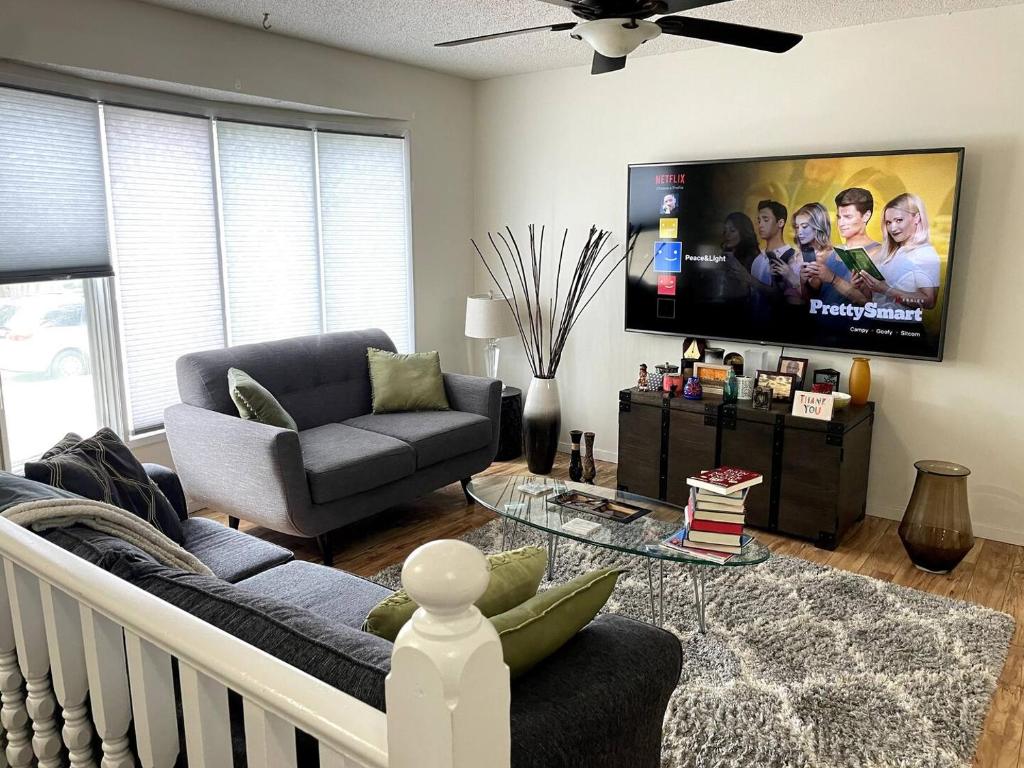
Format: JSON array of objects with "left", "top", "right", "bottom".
[
  {"left": 691, "top": 518, "right": 744, "bottom": 536},
  {"left": 686, "top": 466, "right": 763, "bottom": 496}
]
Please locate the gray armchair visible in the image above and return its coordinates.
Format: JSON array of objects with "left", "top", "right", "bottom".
[{"left": 164, "top": 329, "right": 501, "bottom": 562}]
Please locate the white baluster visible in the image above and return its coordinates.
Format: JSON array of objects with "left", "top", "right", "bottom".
[
  {"left": 40, "top": 584, "right": 96, "bottom": 768},
  {"left": 79, "top": 606, "right": 133, "bottom": 768},
  {"left": 319, "top": 743, "right": 354, "bottom": 767},
  {"left": 124, "top": 632, "right": 178, "bottom": 768},
  {"left": 178, "top": 662, "right": 231, "bottom": 767},
  {"left": 243, "top": 700, "right": 297, "bottom": 768},
  {"left": 4, "top": 563, "right": 61, "bottom": 768},
  {"left": 0, "top": 564, "right": 30, "bottom": 768},
  {"left": 386, "top": 540, "right": 510, "bottom": 768}
]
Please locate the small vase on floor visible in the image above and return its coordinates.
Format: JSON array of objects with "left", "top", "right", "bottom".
[
  {"left": 523, "top": 376, "right": 561, "bottom": 475},
  {"left": 849, "top": 357, "right": 871, "bottom": 406},
  {"left": 582, "top": 432, "right": 596, "bottom": 484},
  {"left": 568, "top": 430, "right": 583, "bottom": 482}
]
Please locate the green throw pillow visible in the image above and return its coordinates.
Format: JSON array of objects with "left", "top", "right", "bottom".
[
  {"left": 367, "top": 347, "right": 450, "bottom": 414},
  {"left": 363, "top": 546, "right": 547, "bottom": 642},
  {"left": 227, "top": 367, "right": 297, "bottom": 431},
  {"left": 490, "top": 567, "right": 623, "bottom": 679}
]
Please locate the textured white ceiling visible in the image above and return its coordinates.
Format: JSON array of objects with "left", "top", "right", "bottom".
[{"left": 138, "top": 0, "right": 1020, "bottom": 80}]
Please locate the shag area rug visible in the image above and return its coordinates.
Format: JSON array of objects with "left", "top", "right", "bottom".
[{"left": 373, "top": 520, "right": 1014, "bottom": 768}]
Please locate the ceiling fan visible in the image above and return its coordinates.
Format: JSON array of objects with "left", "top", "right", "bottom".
[{"left": 436, "top": 0, "right": 802, "bottom": 75}]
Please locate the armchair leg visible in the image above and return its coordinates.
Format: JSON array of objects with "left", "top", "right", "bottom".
[
  {"left": 228, "top": 516, "right": 239, "bottom": 530},
  {"left": 317, "top": 534, "right": 334, "bottom": 566},
  {"left": 460, "top": 478, "right": 474, "bottom": 506}
]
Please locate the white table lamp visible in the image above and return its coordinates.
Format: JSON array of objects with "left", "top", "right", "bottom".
[{"left": 465, "top": 293, "right": 517, "bottom": 387}]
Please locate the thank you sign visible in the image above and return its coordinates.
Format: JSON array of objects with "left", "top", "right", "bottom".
[{"left": 792, "top": 391, "right": 835, "bottom": 421}]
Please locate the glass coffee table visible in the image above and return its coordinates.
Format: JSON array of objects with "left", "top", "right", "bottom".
[{"left": 465, "top": 474, "right": 770, "bottom": 633}]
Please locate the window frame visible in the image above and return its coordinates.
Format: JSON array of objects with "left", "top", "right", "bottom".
[{"left": 0, "top": 75, "right": 416, "bottom": 460}]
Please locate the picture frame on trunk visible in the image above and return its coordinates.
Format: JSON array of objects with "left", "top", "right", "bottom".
[
  {"left": 776, "top": 356, "right": 809, "bottom": 389},
  {"left": 755, "top": 370, "right": 798, "bottom": 404},
  {"left": 692, "top": 362, "right": 731, "bottom": 396}
]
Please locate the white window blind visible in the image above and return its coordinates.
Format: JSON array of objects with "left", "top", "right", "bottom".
[
  {"left": 318, "top": 133, "right": 412, "bottom": 352},
  {"left": 0, "top": 87, "right": 111, "bottom": 284},
  {"left": 103, "top": 106, "right": 225, "bottom": 434},
  {"left": 216, "top": 121, "right": 322, "bottom": 345}
]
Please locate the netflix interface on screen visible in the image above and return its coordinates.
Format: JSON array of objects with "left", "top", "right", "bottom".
[{"left": 624, "top": 149, "right": 963, "bottom": 360}]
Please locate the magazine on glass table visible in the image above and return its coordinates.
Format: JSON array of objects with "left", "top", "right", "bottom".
[{"left": 547, "top": 489, "right": 651, "bottom": 523}]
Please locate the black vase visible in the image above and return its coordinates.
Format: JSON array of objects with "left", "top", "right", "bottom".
[
  {"left": 568, "top": 430, "right": 583, "bottom": 482},
  {"left": 523, "top": 377, "right": 561, "bottom": 475}
]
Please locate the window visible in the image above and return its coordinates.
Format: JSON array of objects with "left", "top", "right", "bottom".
[
  {"left": 0, "top": 281, "right": 101, "bottom": 469},
  {"left": 0, "top": 85, "right": 413, "bottom": 460}
]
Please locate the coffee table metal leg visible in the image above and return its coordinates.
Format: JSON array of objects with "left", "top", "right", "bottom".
[
  {"left": 659, "top": 559, "right": 665, "bottom": 629},
  {"left": 546, "top": 532, "right": 559, "bottom": 580},
  {"left": 646, "top": 559, "right": 657, "bottom": 624},
  {"left": 691, "top": 567, "right": 707, "bottom": 634}
]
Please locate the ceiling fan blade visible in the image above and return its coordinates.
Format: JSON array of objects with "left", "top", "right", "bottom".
[
  {"left": 656, "top": 15, "right": 802, "bottom": 53},
  {"left": 660, "top": 0, "right": 731, "bottom": 11},
  {"left": 592, "top": 52, "right": 628, "bottom": 75},
  {"left": 436, "top": 22, "right": 577, "bottom": 47}
]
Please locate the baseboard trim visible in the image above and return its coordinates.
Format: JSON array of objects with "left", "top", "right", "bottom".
[{"left": 556, "top": 442, "right": 618, "bottom": 463}]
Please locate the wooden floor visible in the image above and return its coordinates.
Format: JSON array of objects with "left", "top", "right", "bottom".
[{"left": 198, "top": 455, "right": 1024, "bottom": 767}]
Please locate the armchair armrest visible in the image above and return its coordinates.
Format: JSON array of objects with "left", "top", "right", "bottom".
[
  {"left": 443, "top": 373, "right": 502, "bottom": 452},
  {"left": 164, "top": 403, "right": 313, "bottom": 536},
  {"left": 510, "top": 613, "right": 681, "bottom": 768},
  {"left": 142, "top": 463, "right": 188, "bottom": 521}
]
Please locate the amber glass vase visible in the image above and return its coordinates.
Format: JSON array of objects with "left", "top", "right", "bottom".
[
  {"left": 898, "top": 461, "right": 974, "bottom": 573},
  {"left": 849, "top": 357, "right": 871, "bottom": 406}
]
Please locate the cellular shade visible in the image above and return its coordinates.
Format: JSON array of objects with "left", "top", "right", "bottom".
[
  {"left": 103, "top": 106, "right": 225, "bottom": 434},
  {"left": 216, "top": 121, "right": 322, "bottom": 345},
  {"left": 318, "top": 133, "right": 412, "bottom": 352},
  {"left": 0, "top": 87, "right": 111, "bottom": 284}
]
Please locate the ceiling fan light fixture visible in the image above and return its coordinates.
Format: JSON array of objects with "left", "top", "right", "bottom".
[{"left": 574, "top": 18, "right": 661, "bottom": 58}]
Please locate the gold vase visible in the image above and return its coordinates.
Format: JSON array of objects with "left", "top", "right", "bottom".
[
  {"left": 849, "top": 357, "right": 871, "bottom": 406},
  {"left": 898, "top": 461, "right": 974, "bottom": 573}
]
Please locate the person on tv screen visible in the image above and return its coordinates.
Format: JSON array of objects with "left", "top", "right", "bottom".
[
  {"left": 660, "top": 193, "right": 678, "bottom": 215},
  {"left": 853, "top": 193, "right": 939, "bottom": 310},
  {"left": 748, "top": 200, "right": 803, "bottom": 307},
  {"left": 794, "top": 202, "right": 864, "bottom": 305},
  {"left": 721, "top": 212, "right": 760, "bottom": 272},
  {"left": 834, "top": 187, "right": 882, "bottom": 256}
]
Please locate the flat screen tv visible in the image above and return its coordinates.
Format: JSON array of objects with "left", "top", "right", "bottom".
[{"left": 625, "top": 148, "right": 964, "bottom": 361}]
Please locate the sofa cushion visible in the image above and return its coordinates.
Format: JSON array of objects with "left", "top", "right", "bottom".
[
  {"left": 179, "top": 517, "right": 293, "bottom": 583},
  {"left": 227, "top": 367, "right": 298, "bottom": 431},
  {"left": 298, "top": 424, "right": 416, "bottom": 504},
  {"left": 236, "top": 561, "right": 392, "bottom": 629},
  {"left": 343, "top": 411, "right": 492, "bottom": 469},
  {"left": 491, "top": 568, "right": 623, "bottom": 679},
  {"left": 44, "top": 525, "right": 160, "bottom": 568},
  {"left": 364, "top": 546, "right": 548, "bottom": 642},
  {"left": 105, "top": 554, "right": 392, "bottom": 711},
  {"left": 367, "top": 348, "right": 450, "bottom": 414},
  {"left": 0, "top": 471, "right": 81, "bottom": 513},
  {"left": 24, "top": 429, "right": 185, "bottom": 545}
]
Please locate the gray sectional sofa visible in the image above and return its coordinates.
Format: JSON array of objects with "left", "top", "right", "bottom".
[
  {"left": 1, "top": 467, "right": 683, "bottom": 768},
  {"left": 165, "top": 329, "right": 501, "bottom": 562}
]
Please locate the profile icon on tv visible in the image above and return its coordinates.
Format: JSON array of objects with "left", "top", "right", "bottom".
[
  {"left": 654, "top": 241, "right": 682, "bottom": 273},
  {"left": 660, "top": 193, "right": 678, "bottom": 215}
]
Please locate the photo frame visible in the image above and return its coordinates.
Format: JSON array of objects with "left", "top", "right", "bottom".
[
  {"left": 776, "top": 356, "right": 809, "bottom": 389},
  {"left": 752, "top": 386, "right": 772, "bottom": 411},
  {"left": 813, "top": 368, "right": 841, "bottom": 392},
  {"left": 755, "top": 369, "right": 798, "bottom": 403},
  {"left": 693, "top": 362, "right": 731, "bottom": 395}
]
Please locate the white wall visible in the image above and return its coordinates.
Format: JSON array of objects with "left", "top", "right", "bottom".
[
  {"left": 474, "top": 5, "right": 1024, "bottom": 543},
  {"left": 1, "top": 0, "right": 476, "bottom": 467}
]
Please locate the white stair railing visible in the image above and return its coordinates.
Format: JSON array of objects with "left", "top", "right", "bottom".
[{"left": 0, "top": 517, "right": 511, "bottom": 768}]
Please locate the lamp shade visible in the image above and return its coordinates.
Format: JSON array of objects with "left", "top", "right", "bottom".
[{"left": 465, "top": 294, "right": 517, "bottom": 339}]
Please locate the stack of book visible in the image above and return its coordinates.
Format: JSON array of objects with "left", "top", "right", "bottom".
[{"left": 661, "top": 467, "right": 762, "bottom": 563}]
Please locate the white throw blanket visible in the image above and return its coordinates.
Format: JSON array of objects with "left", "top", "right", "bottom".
[{"left": 2, "top": 498, "right": 213, "bottom": 576}]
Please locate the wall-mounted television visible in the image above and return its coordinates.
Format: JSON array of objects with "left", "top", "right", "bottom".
[{"left": 625, "top": 148, "right": 964, "bottom": 361}]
